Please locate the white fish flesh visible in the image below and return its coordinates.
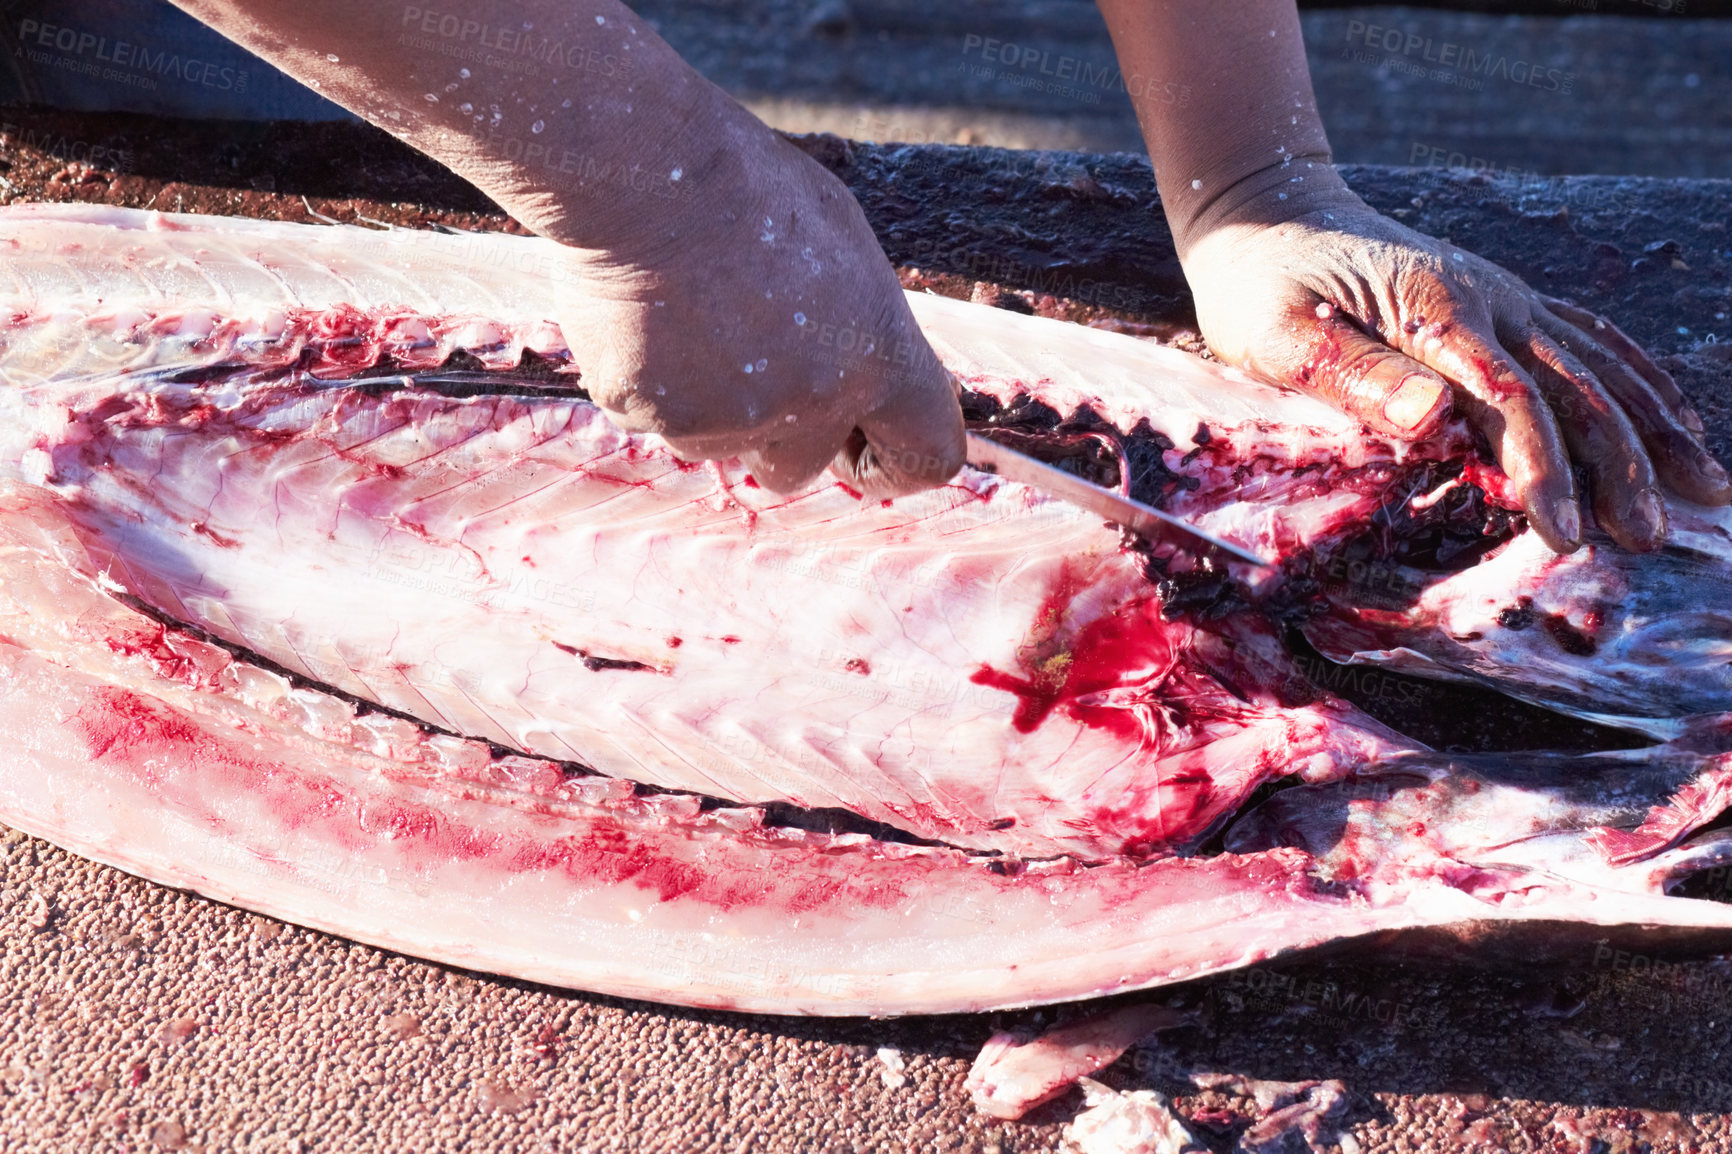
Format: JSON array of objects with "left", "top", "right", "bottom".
[{"left": 2, "top": 204, "right": 1731, "bottom": 1018}]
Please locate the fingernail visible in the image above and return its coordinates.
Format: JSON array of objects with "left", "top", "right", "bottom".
[
  {"left": 1681, "top": 406, "right": 1705, "bottom": 435},
  {"left": 1629, "top": 487, "right": 1666, "bottom": 543},
  {"left": 1383, "top": 373, "right": 1447, "bottom": 432},
  {"left": 1697, "top": 449, "right": 1729, "bottom": 485},
  {"left": 1553, "top": 498, "right": 1581, "bottom": 547}
]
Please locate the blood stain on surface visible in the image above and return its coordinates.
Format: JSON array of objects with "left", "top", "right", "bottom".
[
  {"left": 74, "top": 686, "right": 206, "bottom": 762},
  {"left": 69, "top": 686, "right": 381, "bottom": 854},
  {"left": 530, "top": 1022, "right": 561, "bottom": 1059},
  {"left": 188, "top": 521, "right": 240, "bottom": 548},
  {"left": 550, "top": 641, "right": 657, "bottom": 672},
  {"left": 552, "top": 827, "right": 717, "bottom": 904},
  {"left": 969, "top": 567, "right": 1179, "bottom": 741}
]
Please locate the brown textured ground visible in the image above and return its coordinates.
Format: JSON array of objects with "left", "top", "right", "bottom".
[{"left": 2, "top": 108, "right": 1732, "bottom": 1153}]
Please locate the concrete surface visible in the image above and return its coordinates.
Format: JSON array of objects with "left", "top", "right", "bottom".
[
  {"left": 1, "top": 100, "right": 1732, "bottom": 1153},
  {"left": 2, "top": 2, "right": 1729, "bottom": 177}
]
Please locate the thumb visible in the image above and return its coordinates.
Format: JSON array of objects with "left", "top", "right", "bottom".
[
  {"left": 831, "top": 369, "right": 966, "bottom": 497},
  {"left": 1261, "top": 301, "right": 1453, "bottom": 439},
  {"left": 739, "top": 424, "right": 850, "bottom": 495}
]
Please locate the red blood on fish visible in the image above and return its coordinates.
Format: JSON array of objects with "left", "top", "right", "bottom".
[
  {"left": 74, "top": 686, "right": 206, "bottom": 762},
  {"left": 189, "top": 521, "right": 240, "bottom": 548}
]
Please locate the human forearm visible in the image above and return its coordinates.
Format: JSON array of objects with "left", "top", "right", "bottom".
[
  {"left": 165, "top": 0, "right": 762, "bottom": 257},
  {"left": 1095, "top": 0, "right": 1353, "bottom": 255},
  {"left": 166, "top": 1, "right": 966, "bottom": 498}
]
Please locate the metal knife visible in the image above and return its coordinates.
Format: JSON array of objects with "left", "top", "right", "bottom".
[{"left": 964, "top": 431, "right": 1274, "bottom": 568}]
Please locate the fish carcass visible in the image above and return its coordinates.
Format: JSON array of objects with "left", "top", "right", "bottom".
[{"left": 1, "top": 203, "right": 1731, "bottom": 1017}]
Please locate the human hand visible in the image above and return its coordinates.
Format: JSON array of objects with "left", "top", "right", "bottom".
[
  {"left": 1181, "top": 194, "right": 1730, "bottom": 553},
  {"left": 166, "top": 0, "right": 962, "bottom": 498},
  {"left": 553, "top": 121, "right": 964, "bottom": 497}
]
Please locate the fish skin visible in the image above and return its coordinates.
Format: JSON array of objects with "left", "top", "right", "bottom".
[
  {"left": 1301, "top": 502, "right": 1732, "bottom": 738},
  {"left": 966, "top": 1003, "right": 1190, "bottom": 1119},
  {"left": 2, "top": 206, "right": 1732, "bottom": 1018}
]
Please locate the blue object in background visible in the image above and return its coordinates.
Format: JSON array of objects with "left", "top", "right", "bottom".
[{"left": 0, "top": 0, "right": 352, "bottom": 119}]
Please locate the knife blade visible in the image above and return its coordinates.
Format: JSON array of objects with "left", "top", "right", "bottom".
[{"left": 964, "top": 431, "right": 1274, "bottom": 568}]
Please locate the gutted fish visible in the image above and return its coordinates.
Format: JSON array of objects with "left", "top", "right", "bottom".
[{"left": 1, "top": 204, "right": 1731, "bottom": 1018}]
